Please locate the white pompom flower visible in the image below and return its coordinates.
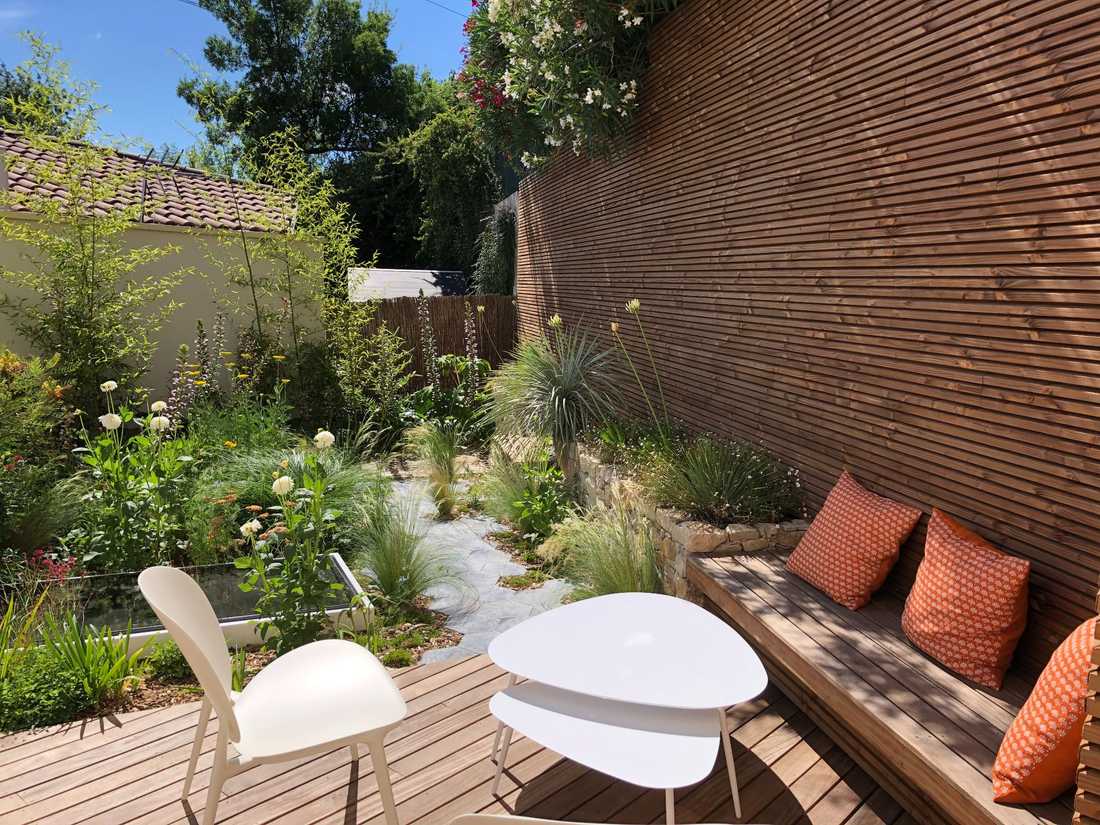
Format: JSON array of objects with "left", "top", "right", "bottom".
[
  {"left": 272, "top": 475, "right": 295, "bottom": 496},
  {"left": 313, "top": 430, "right": 335, "bottom": 450},
  {"left": 149, "top": 415, "right": 171, "bottom": 432},
  {"left": 150, "top": 400, "right": 167, "bottom": 413},
  {"left": 98, "top": 413, "right": 122, "bottom": 430},
  {"left": 240, "top": 519, "right": 263, "bottom": 538}
]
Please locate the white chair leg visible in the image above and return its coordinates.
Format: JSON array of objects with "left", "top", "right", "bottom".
[
  {"left": 183, "top": 698, "right": 211, "bottom": 799},
  {"left": 718, "top": 707, "right": 741, "bottom": 819},
  {"left": 202, "top": 725, "right": 229, "bottom": 825},
  {"left": 665, "top": 788, "right": 675, "bottom": 825},
  {"left": 491, "top": 725, "right": 513, "bottom": 797},
  {"left": 369, "top": 737, "right": 400, "bottom": 825}
]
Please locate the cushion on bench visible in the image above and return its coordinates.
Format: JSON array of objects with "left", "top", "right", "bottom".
[{"left": 688, "top": 551, "right": 1072, "bottom": 825}]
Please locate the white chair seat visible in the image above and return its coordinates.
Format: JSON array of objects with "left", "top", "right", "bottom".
[{"left": 234, "top": 639, "right": 407, "bottom": 761}]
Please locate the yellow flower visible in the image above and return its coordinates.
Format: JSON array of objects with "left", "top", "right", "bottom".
[
  {"left": 279, "top": 459, "right": 289, "bottom": 469},
  {"left": 548, "top": 314, "right": 563, "bottom": 329},
  {"left": 477, "top": 305, "right": 485, "bottom": 314},
  {"left": 224, "top": 440, "right": 237, "bottom": 449},
  {"left": 240, "top": 353, "right": 253, "bottom": 360},
  {"left": 194, "top": 380, "right": 207, "bottom": 387},
  {"left": 237, "top": 373, "right": 250, "bottom": 380},
  {"left": 219, "top": 351, "right": 233, "bottom": 357},
  {"left": 280, "top": 378, "right": 290, "bottom": 384},
  {"left": 626, "top": 298, "right": 641, "bottom": 314},
  {"left": 272, "top": 354, "right": 287, "bottom": 362}
]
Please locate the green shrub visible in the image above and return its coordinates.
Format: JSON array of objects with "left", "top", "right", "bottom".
[
  {"left": 40, "top": 614, "right": 143, "bottom": 707},
  {"left": 558, "top": 499, "right": 662, "bottom": 599},
  {"left": 186, "top": 443, "right": 387, "bottom": 565},
  {"left": 187, "top": 396, "right": 295, "bottom": 456},
  {"left": 0, "top": 350, "right": 71, "bottom": 462},
  {"left": 358, "top": 487, "right": 451, "bottom": 620},
  {"left": 472, "top": 209, "right": 516, "bottom": 295},
  {"left": 591, "top": 419, "right": 681, "bottom": 471},
  {"left": 644, "top": 436, "right": 802, "bottom": 525},
  {"left": 144, "top": 639, "right": 192, "bottom": 682},
  {"left": 486, "top": 329, "right": 613, "bottom": 480},
  {"left": 479, "top": 445, "right": 570, "bottom": 546},
  {"left": 0, "top": 648, "right": 90, "bottom": 732},
  {"left": 381, "top": 648, "right": 414, "bottom": 668}
]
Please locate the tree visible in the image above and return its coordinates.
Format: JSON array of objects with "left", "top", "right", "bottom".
[
  {"left": 0, "top": 38, "right": 184, "bottom": 412},
  {"left": 177, "top": 0, "right": 421, "bottom": 159},
  {"left": 399, "top": 106, "right": 500, "bottom": 273}
]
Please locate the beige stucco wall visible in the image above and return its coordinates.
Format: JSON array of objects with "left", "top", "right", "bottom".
[{"left": 0, "top": 214, "right": 319, "bottom": 396}]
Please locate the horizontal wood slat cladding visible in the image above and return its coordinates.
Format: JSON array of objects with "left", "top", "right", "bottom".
[{"left": 515, "top": 0, "right": 1100, "bottom": 674}]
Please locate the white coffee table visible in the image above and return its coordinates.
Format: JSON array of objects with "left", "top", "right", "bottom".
[{"left": 487, "top": 593, "right": 767, "bottom": 822}]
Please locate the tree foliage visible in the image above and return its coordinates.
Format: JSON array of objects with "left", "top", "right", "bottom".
[
  {"left": 0, "top": 37, "right": 185, "bottom": 412},
  {"left": 178, "top": 0, "right": 421, "bottom": 159}
]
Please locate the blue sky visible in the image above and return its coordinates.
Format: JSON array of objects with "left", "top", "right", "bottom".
[{"left": 0, "top": 0, "right": 467, "bottom": 150}]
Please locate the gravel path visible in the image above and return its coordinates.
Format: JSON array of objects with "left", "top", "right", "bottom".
[{"left": 390, "top": 480, "right": 571, "bottom": 663}]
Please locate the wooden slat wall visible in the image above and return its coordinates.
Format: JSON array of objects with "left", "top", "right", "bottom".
[
  {"left": 515, "top": 0, "right": 1100, "bottom": 674},
  {"left": 364, "top": 295, "right": 517, "bottom": 388}
]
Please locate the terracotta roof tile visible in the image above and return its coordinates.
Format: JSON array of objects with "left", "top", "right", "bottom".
[{"left": 0, "top": 130, "right": 287, "bottom": 232}]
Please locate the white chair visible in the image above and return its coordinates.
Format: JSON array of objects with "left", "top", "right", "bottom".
[{"left": 138, "top": 565, "right": 407, "bottom": 825}]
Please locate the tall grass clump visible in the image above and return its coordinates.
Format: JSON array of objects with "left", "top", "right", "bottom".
[
  {"left": 557, "top": 498, "right": 662, "bottom": 598},
  {"left": 358, "top": 487, "right": 452, "bottom": 619},
  {"left": 486, "top": 325, "right": 613, "bottom": 481},
  {"left": 645, "top": 436, "right": 802, "bottom": 525},
  {"left": 406, "top": 420, "right": 464, "bottom": 518}
]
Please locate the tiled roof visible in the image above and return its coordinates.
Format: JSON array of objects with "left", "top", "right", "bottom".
[{"left": 0, "top": 130, "right": 287, "bottom": 232}]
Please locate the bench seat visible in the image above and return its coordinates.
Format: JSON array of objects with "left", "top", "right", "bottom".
[{"left": 687, "top": 552, "right": 1074, "bottom": 825}]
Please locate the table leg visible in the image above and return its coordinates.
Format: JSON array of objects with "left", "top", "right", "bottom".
[
  {"left": 718, "top": 707, "right": 741, "bottom": 819},
  {"left": 665, "top": 788, "right": 675, "bottom": 825},
  {"left": 491, "top": 674, "right": 517, "bottom": 764},
  {"left": 492, "top": 725, "right": 513, "bottom": 797}
]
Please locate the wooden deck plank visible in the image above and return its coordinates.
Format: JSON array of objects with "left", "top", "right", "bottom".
[{"left": 0, "top": 653, "right": 906, "bottom": 825}]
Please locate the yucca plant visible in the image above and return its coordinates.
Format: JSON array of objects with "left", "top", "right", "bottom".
[
  {"left": 406, "top": 420, "right": 465, "bottom": 518},
  {"left": 487, "top": 327, "right": 613, "bottom": 481},
  {"left": 560, "top": 499, "right": 662, "bottom": 599},
  {"left": 41, "top": 614, "right": 144, "bottom": 707},
  {"left": 645, "top": 436, "right": 802, "bottom": 524},
  {"left": 358, "top": 487, "right": 453, "bottom": 620}
]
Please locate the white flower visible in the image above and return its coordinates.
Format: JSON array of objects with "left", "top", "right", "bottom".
[
  {"left": 100, "top": 380, "right": 118, "bottom": 393},
  {"left": 149, "top": 415, "right": 171, "bottom": 432},
  {"left": 240, "top": 519, "right": 263, "bottom": 538},
  {"left": 272, "top": 475, "right": 295, "bottom": 496},
  {"left": 313, "top": 429, "right": 336, "bottom": 450},
  {"left": 98, "top": 413, "right": 122, "bottom": 431},
  {"left": 150, "top": 400, "right": 167, "bottom": 413}
]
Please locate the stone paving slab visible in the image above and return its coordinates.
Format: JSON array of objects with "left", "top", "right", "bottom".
[{"left": 388, "top": 480, "right": 571, "bottom": 664}]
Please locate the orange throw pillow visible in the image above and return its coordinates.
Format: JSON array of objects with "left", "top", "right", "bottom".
[
  {"left": 901, "top": 509, "right": 1029, "bottom": 690},
  {"left": 786, "top": 471, "right": 921, "bottom": 610},
  {"left": 993, "top": 616, "right": 1096, "bottom": 804}
]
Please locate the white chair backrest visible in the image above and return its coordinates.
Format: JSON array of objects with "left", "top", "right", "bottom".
[{"left": 138, "top": 566, "right": 240, "bottom": 741}]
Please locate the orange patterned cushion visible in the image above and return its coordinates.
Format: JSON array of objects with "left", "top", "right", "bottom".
[
  {"left": 786, "top": 471, "right": 921, "bottom": 610},
  {"left": 993, "top": 616, "right": 1096, "bottom": 804},
  {"left": 901, "top": 509, "right": 1029, "bottom": 690}
]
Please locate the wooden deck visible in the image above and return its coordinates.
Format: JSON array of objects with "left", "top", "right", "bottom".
[{"left": 0, "top": 655, "right": 907, "bottom": 825}]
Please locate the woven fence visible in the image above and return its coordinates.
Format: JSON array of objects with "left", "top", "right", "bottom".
[{"left": 362, "top": 294, "right": 517, "bottom": 388}]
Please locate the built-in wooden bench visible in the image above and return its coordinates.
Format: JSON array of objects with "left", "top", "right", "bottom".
[{"left": 687, "top": 551, "right": 1074, "bottom": 825}]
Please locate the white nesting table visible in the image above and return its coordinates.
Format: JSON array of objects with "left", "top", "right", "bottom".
[{"left": 487, "top": 593, "right": 767, "bottom": 822}]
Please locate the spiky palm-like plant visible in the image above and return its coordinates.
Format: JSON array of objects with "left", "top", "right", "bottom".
[{"left": 487, "top": 328, "right": 613, "bottom": 480}]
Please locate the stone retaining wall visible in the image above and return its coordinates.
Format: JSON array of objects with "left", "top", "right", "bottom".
[{"left": 575, "top": 449, "right": 809, "bottom": 598}]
